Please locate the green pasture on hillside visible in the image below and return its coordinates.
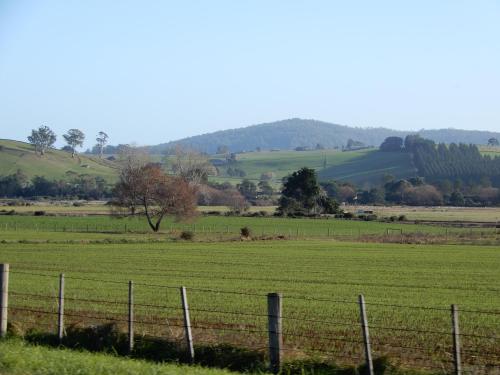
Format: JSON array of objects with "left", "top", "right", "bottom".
[
  {"left": 0, "top": 139, "right": 118, "bottom": 182},
  {"left": 318, "top": 150, "right": 415, "bottom": 186},
  {"left": 200, "top": 148, "right": 413, "bottom": 186}
]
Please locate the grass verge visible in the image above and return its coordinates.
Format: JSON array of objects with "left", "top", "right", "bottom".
[{"left": 0, "top": 338, "right": 236, "bottom": 375}]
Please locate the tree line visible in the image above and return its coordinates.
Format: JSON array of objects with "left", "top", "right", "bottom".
[
  {"left": 0, "top": 170, "right": 111, "bottom": 199},
  {"left": 335, "top": 135, "right": 500, "bottom": 206},
  {"left": 27, "top": 125, "right": 109, "bottom": 158}
]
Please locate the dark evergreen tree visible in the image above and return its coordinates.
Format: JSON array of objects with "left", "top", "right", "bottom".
[{"left": 380, "top": 137, "right": 403, "bottom": 152}]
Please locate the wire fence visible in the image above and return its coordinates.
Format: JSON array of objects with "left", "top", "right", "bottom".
[
  {"left": 0, "top": 217, "right": 497, "bottom": 243},
  {"left": 1, "top": 266, "right": 499, "bottom": 375}
]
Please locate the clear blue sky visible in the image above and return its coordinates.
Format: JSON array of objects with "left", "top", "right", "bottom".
[{"left": 0, "top": 1, "right": 499, "bottom": 149}]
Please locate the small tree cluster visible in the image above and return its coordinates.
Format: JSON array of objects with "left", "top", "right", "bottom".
[{"left": 278, "top": 167, "right": 339, "bottom": 216}]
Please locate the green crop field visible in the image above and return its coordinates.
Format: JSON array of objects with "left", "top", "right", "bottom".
[
  {"left": 0, "top": 208, "right": 498, "bottom": 374},
  {"left": 0, "top": 139, "right": 118, "bottom": 182},
  {"left": 0, "top": 232, "right": 498, "bottom": 373}
]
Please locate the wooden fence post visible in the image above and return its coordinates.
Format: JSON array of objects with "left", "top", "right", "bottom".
[
  {"left": 451, "top": 304, "right": 462, "bottom": 375},
  {"left": 267, "top": 292, "right": 283, "bottom": 374},
  {"left": 128, "top": 281, "right": 134, "bottom": 352},
  {"left": 358, "top": 294, "right": 374, "bottom": 375},
  {"left": 57, "top": 273, "right": 65, "bottom": 342},
  {"left": 0, "top": 264, "right": 9, "bottom": 338},
  {"left": 180, "top": 286, "right": 194, "bottom": 363}
]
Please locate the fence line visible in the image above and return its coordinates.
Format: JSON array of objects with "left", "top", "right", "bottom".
[
  {"left": 9, "top": 270, "right": 500, "bottom": 315},
  {"left": 1, "top": 219, "right": 496, "bottom": 244},
  {"left": 2, "top": 264, "right": 499, "bottom": 373}
]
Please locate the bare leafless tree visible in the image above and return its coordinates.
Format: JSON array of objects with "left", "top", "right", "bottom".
[
  {"left": 114, "top": 161, "right": 197, "bottom": 232},
  {"left": 170, "top": 146, "right": 216, "bottom": 186}
]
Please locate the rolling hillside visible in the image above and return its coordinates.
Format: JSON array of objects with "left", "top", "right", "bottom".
[
  {"left": 0, "top": 139, "right": 415, "bottom": 188},
  {"left": 206, "top": 148, "right": 414, "bottom": 186},
  {"left": 0, "top": 139, "right": 118, "bottom": 181},
  {"left": 147, "top": 118, "right": 500, "bottom": 154},
  {"left": 318, "top": 149, "right": 415, "bottom": 186}
]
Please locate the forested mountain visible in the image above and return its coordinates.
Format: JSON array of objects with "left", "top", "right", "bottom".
[{"left": 145, "top": 119, "right": 500, "bottom": 154}]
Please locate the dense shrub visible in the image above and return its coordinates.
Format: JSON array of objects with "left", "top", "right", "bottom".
[
  {"left": 240, "top": 226, "right": 251, "bottom": 238},
  {"left": 179, "top": 231, "right": 194, "bottom": 240},
  {"left": 33, "top": 210, "right": 46, "bottom": 216}
]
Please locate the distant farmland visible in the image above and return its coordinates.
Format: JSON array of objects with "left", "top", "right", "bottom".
[{"left": 197, "top": 148, "right": 414, "bottom": 186}]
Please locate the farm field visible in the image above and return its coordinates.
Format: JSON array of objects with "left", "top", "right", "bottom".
[
  {"left": 346, "top": 205, "right": 500, "bottom": 223},
  {"left": 0, "top": 339, "right": 235, "bottom": 375},
  {"left": 3, "top": 202, "right": 500, "bottom": 223},
  {"left": 0, "top": 238, "right": 498, "bottom": 373},
  {"left": 479, "top": 145, "right": 500, "bottom": 157},
  {"left": 0, "top": 202, "right": 277, "bottom": 216},
  {"left": 0, "top": 214, "right": 495, "bottom": 244}
]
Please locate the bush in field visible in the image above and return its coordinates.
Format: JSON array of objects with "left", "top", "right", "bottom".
[
  {"left": 240, "top": 226, "right": 251, "bottom": 238},
  {"left": 180, "top": 230, "right": 194, "bottom": 240},
  {"left": 359, "top": 214, "right": 378, "bottom": 221},
  {"left": 279, "top": 167, "right": 339, "bottom": 216},
  {"left": 398, "top": 215, "right": 407, "bottom": 221}
]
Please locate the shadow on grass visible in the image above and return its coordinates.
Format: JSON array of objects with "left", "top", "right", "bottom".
[
  {"left": 11, "top": 323, "right": 426, "bottom": 374},
  {"left": 22, "top": 323, "right": 266, "bottom": 373}
]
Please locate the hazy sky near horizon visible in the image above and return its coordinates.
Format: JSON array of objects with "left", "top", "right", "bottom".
[{"left": 1, "top": 1, "right": 499, "bottom": 149}]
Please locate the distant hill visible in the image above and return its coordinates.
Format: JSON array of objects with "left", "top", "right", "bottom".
[
  {"left": 0, "top": 139, "right": 118, "bottom": 181},
  {"left": 147, "top": 118, "right": 500, "bottom": 154}
]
